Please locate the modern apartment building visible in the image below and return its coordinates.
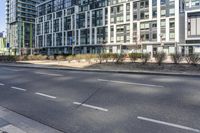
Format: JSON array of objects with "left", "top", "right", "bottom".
[
  {"left": 6, "top": 0, "right": 38, "bottom": 55},
  {"left": 35, "top": 0, "right": 185, "bottom": 56},
  {"left": 0, "top": 36, "right": 7, "bottom": 55},
  {"left": 183, "top": 0, "right": 200, "bottom": 55}
]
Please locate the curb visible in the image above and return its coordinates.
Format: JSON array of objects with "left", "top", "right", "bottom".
[{"left": 0, "top": 63, "right": 200, "bottom": 78}]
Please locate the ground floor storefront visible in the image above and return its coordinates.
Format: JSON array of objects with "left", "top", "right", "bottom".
[
  {"left": 34, "top": 43, "right": 200, "bottom": 56},
  {"left": 179, "top": 44, "right": 200, "bottom": 55}
]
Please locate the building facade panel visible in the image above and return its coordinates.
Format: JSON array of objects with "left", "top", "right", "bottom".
[
  {"left": 35, "top": 0, "right": 185, "bottom": 56},
  {"left": 182, "top": 0, "right": 200, "bottom": 55}
]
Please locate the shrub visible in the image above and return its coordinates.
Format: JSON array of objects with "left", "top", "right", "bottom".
[
  {"left": 102, "top": 53, "right": 110, "bottom": 63},
  {"left": 170, "top": 53, "right": 183, "bottom": 64},
  {"left": 92, "top": 54, "right": 98, "bottom": 62},
  {"left": 27, "top": 55, "right": 34, "bottom": 60},
  {"left": 83, "top": 54, "right": 93, "bottom": 63},
  {"left": 75, "top": 54, "right": 82, "bottom": 62},
  {"left": 128, "top": 53, "right": 141, "bottom": 63},
  {"left": 25, "top": 55, "right": 44, "bottom": 60},
  {"left": 18, "top": 55, "right": 28, "bottom": 61},
  {"left": 185, "top": 54, "right": 200, "bottom": 66},
  {"left": 33, "top": 55, "right": 47, "bottom": 60},
  {"left": 40, "top": 55, "right": 48, "bottom": 60},
  {"left": 0, "top": 56, "right": 17, "bottom": 62},
  {"left": 48, "top": 55, "right": 55, "bottom": 60},
  {"left": 190, "top": 54, "right": 200, "bottom": 65},
  {"left": 91, "top": 54, "right": 98, "bottom": 60},
  {"left": 110, "top": 53, "right": 118, "bottom": 62},
  {"left": 185, "top": 55, "right": 191, "bottom": 64},
  {"left": 56, "top": 55, "right": 66, "bottom": 61},
  {"left": 97, "top": 53, "right": 103, "bottom": 64},
  {"left": 115, "top": 54, "right": 125, "bottom": 64},
  {"left": 155, "top": 52, "right": 166, "bottom": 66},
  {"left": 9, "top": 56, "right": 17, "bottom": 62},
  {"left": 141, "top": 53, "right": 150, "bottom": 64},
  {"left": 66, "top": 55, "right": 74, "bottom": 63}
]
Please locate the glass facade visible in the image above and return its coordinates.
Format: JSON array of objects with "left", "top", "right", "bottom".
[
  {"left": 6, "top": 0, "right": 38, "bottom": 55},
  {"left": 35, "top": 0, "right": 185, "bottom": 55}
]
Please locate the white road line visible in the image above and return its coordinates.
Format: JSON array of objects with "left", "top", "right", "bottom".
[
  {"left": 0, "top": 83, "right": 5, "bottom": 86},
  {"left": 2, "top": 68, "right": 21, "bottom": 72},
  {"left": 35, "top": 92, "right": 56, "bottom": 99},
  {"left": 35, "top": 72, "right": 63, "bottom": 77},
  {"left": 137, "top": 116, "right": 200, "bottom": 133},
  {"left": 73, "top": 102, "right": 108, "bottom": 112},
  {"left": 98, "top": 79, "right": 164, "bottom": 88},
  {"left": 11, "top": 86, "right": 26, "bottom": 91}
]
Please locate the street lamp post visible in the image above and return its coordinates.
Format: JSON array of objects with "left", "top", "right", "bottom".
[
  {"left": 160, "top": 34, "right": 164, "bottom": 52},
  {"left": 175, "top": 41, "right": 178, "bottom": 55},
  {"left": 133, "top": 35, "right": 139, "bottom": 53}
]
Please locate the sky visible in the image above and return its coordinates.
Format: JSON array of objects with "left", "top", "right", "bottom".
[{"left": 0, "top": 0, "right": 6, "bottom": 32}]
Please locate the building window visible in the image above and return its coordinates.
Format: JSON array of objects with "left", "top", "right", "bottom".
[{"left": 53, "top": 19, "right": 59, "bottom": 32}]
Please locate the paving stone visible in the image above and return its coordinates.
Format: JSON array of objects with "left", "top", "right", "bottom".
[
  {"left": 0, "top": 118, "right": 9, "bottom": 128},
  {"left": 0, "top": 125, "right": 26, "bottom": 133}
]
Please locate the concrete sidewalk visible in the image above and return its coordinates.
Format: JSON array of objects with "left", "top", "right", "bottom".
[
  {"left": 0, "top": 106, "right": 62, "bottom": 133},
  {"left": 0, "top": 63, "right": 200, "bottom": 77}
]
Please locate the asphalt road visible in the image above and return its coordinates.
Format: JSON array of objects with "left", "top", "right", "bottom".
[{"left": 0, "top": 66, "right": 200, "bottom": 133}]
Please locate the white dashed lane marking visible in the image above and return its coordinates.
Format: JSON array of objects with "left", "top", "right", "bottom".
[
  {"left": 98, "top": 79, "right": 164, "bottom": 88},
  {"left": 35, "top": 72, "right": 63, "bottom": 77},
  {"left": 137, "top": 116, "right": 200, "bottom": 133},
  {"left": 0, "top": 83, "right": 5, "bottom": 86},
  {"left": 35, "top": 92, "right": 57, "bottom": 99},
  {"left": 73, "top": 102, "right": 108, "bottom": 112},
  {"left": 11, "top": 86, "right": 26, "bottom": 91},
  {"left": 2, "top": 68, "right": 22, "bottom": 72}
]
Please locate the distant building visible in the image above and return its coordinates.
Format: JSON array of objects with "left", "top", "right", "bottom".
[
  {"left": 0, "top": 32, "right": 3, "bottom": 38},
  {"left": 0, "top": 36, "right": 7, "bottom": 55},
  {"left": 183, "top": 0, "right": 200, "bottom": 55},
  {"left": 6, "top": 0, "right": 38, "bottom": 55},
  {"left": 35, "top": 0, "right": 185, "bottom": 56}
]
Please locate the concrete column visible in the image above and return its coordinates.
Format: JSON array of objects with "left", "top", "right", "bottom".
[
  {"left": 65, "top": 31, "right": 67, "bottom": 46},
  {"left": 35, "top": 21, "right": 37, "bottom": 48},
  {"left": 137, "top": 21, "right": 140, "bottom": 42},
  {"left": 175, "top": 0, "right": 180, "bottom": 42},
  {"left": 71, "top": 15, "right": 73, "bottom": 30},
  {"left": 59, "top": 18, "right": 62, "bottom": 32},
  {"left": 166, "top": 18, "right": 169, "bottom": 42},
  {"left": 114, "top": 24, "right": 117, "bottom": 44},
  {"left": 130, "top": 2, "right": 133, "bottom": 44},
  {"left": 189, "top": 0, "right": 192, "bottom": 8},
  {"left": 78, "top": 30, "right": 80, "bottom": 46},
  {"left": 149, "top": 0, "right": 153, "bottom": 20},
  {"left": 85, "top": 11, "right": 87, "bottom": 28},
  {"left": 185, "top": 11, "right": 188, "bottom": 40},
  {"left": 185, "top": 46, "right": 189, "bottom": 55},
  {"left": 52, "top": 19, "right": 54, "bottom": 47},
  {"left": 157, "top": 0, "right": 161, "bottom": 42},
  {"left": 107, "top": 6, "right": 111, "bottom": 44},
  {"left": 94, "top": 27, "right": 97, "bottom": 45},
  {"left": 48, "top": 48, "right": 50, "bottom": 55},
  {"left": 147, "top": 45, "right": 153, "bottom": 58},
  {"left": 123, "top": 3, "right": 126, "bottom": 23},
  {"left": 42, "top": 20, "right": 45, "bottom": 47},
  {"left": 74, "top": 14, "right": 77, "bottom": 46},
  {"left": 89, "top": 11, "right": 92, "bottom": 45},
  {"left": 62, "top": 12, "right": 65, "bottom": 46},
  {"left": 103, "top": 8, "right": 105, "bottom": 26},
  {"left": 54, "top": 33, "right": 57, "bottom": 47}
]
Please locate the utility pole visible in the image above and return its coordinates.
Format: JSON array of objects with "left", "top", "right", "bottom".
[{"left": 160, "top": 34, "right": 164, "bottom": 52}]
